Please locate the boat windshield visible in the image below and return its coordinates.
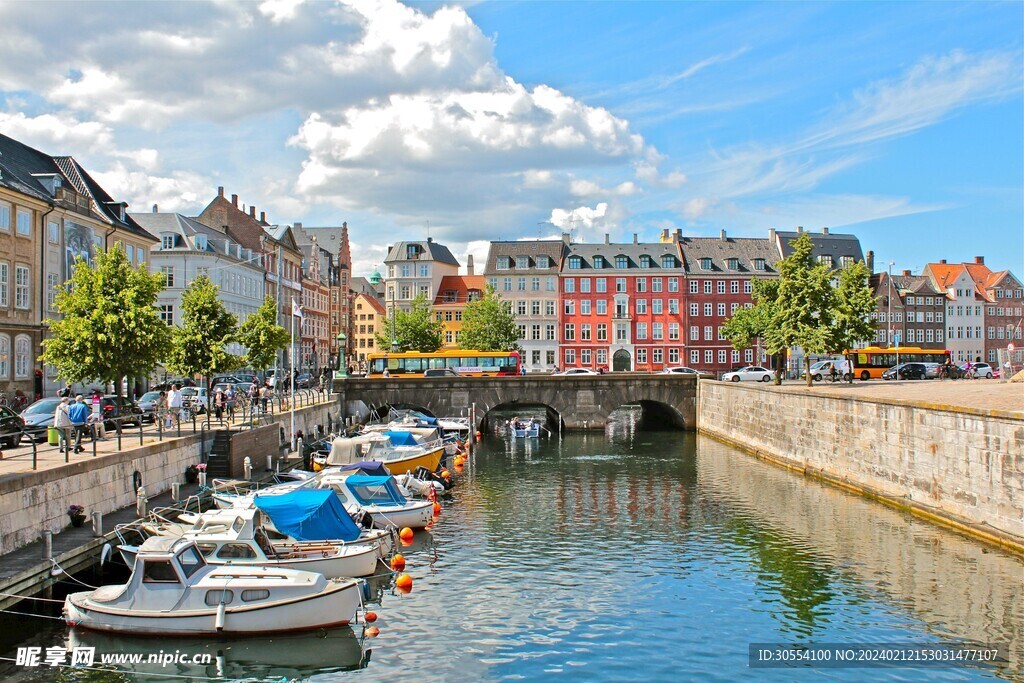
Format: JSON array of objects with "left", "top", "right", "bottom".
[{"left": 177, "top": 546, "right": 206, "bottom": 578}]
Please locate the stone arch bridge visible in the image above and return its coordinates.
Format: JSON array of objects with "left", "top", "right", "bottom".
[{"left": 334, "top": 374, "right": 699, "bottom": 430}]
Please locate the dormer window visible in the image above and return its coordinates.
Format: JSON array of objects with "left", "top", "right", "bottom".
[
  {"left": 615, "top": 255, "right": 629, "bottom": 269},
  {"left": 516, "top": 255, "right": 530, "bottom": 269},
  {"left": 818, "top": 254, "right": 833, "bottom": 267},
  {"left": 840, "top": 255, "right": 854, "bottom": 268},
  {"left": 194, "top": 234, "right": 208, "bottom": 251},
  {"left": 406, "top": 244, "right": 420, "bottom": 259},
  {"left": 161, "top": 234, "right": 175, "bottom": 250},
  {"left": 593, "top": 255, "right": 605, "bottom": 269},
  {"left": 639, "top": 255, "right": 653, "bottom": 269},
  {"left": 568, "top": 256, "right": 582, "bottom": 269},
  {"left": 753, "top": 258, "right": 765, "bottom": 271},
  {"left": 468, "top": 290, "right": 482, "bottom": 301},
  {"left": 700, "top": 257, "right": 713, "bottom": 270},
  {"left": 726, "top": 258, "right": 739, "bottom": 270},
  {"left": 661, "top": 255, "right": 676, "bottom": 268},
  {"left": 442, "top": 290, "right": 457, "bottom": 303},
  {"left": 537, "top": 255, "right": 550, "bottom": 268},
  {"left": 497, "top": 256, "right": 512, "bottom": 270}
]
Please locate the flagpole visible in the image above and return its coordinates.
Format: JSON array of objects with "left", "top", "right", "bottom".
[{"left": 291, "top": 305, "right": 296, "bottom": 453}]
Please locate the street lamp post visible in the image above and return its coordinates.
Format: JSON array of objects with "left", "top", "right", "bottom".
[
  {"left": 889, "top": 260, "right": 899, "bottom": 384},
  {"left": 335, "top": 332, "right": 347, "bottom": 379}
]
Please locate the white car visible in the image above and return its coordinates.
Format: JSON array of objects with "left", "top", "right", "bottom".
[
  {"left": 659, "top": 366, "right": 700, "bottom": 375},
  {"left": 553, "top": 368, "right": 600, "bottom": 376},
  {"left": 721, "top": 366, "right": 773, "bottom": 383},
  {"left": 963, "top": 362, "right": 995, "bottom": 379}
]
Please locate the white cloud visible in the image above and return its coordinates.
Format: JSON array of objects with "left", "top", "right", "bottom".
[{"left": 95, "top": 162, "right": 209, "bottom": 214}]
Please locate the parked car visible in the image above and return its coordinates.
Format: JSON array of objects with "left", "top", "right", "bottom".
[
  {"left": 659, "top": 366, "right": 700, "bottom": 375},
  {"left": 136, "top": 391, "right": 161, "bottom": 423},
  {"left": 99, "top": 395, "right": 144, "bottom": 429},
  {"left": 553, "top": 368, "right": 600, "bottom": 376},
  {"left": 961, "top": 362, "right": 994, "bottom": 379},
  {"left": 0, "top": 405, "right": 25, "bottom": 449},
  {"left": 424, "top": 368, "right": 462, "bottom": 378},
  {"left": 801, "top": 359, "right": 851, "bottom": 382},
  {"left": 20, "top": 398, "right": 62, "bottom": 441},
  {"left": 180, "top": 387, "right": 210, "bottom": 414},
  {"left": 293, "top": 373, "right": 314, "bottom": 389},
  {"left": 922, "top": 362, "right": 942, "bottom": 379},
  {"left": 881, "top": 363, "right": 927, "bottom": 380},
  {"left": 722, "top": 366, "right": 773, "bottom": 382}
]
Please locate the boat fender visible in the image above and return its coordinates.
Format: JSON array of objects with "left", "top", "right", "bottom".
[
  {"left": 132, "top": 470, "right": 143, "bottom": 493},
  {"left": 99, "top": 543, "right": 112, "bottom": 568},
  {"left": 215, "top": 601, "right": 226, "bottom": 631}
]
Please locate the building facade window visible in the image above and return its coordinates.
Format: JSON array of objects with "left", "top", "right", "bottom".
[
  {"left": 0, "top": 262, "right": 7, "bottom": 307},
  {"left": 14, "top": 266, "right": 29, "bottom": 309},
  {"left": 14, "top": 335, "right": 30, "bottom": 378},
  {"left": 0, "top": 335, "right": 8, "bottom": 377},
  {"left": 16, "top": 210, "right": 31, "bottom": 236}
]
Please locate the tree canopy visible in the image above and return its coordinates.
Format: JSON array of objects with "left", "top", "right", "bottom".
[
  {"left": 458, "top": 286, "right": 521, "bottom": 351},
  {"left": 165, "top": 275, "right": 242, "bottom": 382},
  {"left": 41, "top": 245, "right": 169, "bottom": 396},
  {"left": 374, "top": 294, "right": 443, "bottom": 352},
  {"left": 238, "top": 295, "right": 290, "bottom": 372}
]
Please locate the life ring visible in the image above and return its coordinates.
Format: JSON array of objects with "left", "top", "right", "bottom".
[{"left": 132, "top": 470, "right": 143, "bottom": 493}]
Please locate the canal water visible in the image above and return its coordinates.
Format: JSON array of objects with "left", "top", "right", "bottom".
[{"left": 1, "top": 413, "right": 1022, "bottom": 681}]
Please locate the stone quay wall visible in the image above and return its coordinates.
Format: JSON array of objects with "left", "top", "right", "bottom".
[
  {"left": 697, "top": 381, "right": 1024, "bottom": 550},
  {"left": 0, "top": 401, "right": 341, "bottom": 554}
]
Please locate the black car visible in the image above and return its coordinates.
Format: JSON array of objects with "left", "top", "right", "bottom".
[
  {"left": 0, "top": 405, "right": 24, "bottom": 449},
  {"left": 882, "top": 362, "right": 927, "bottom": 380},
  {"left": 293, "top": 373, "right": 313, "bottom": 389},
  {"left": 100, "top": 395, "right": 144, "bottom": 429}
]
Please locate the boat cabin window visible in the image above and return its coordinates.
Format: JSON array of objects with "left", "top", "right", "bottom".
[
  {"left": 216, "top": 543, "right": 257, "bottom": 559},
  {"left": 142, "top": 559, "right": 180, "bottom": 583},
  {"left": 205, "top": 590, "right": 234, "bottom": 606},
  {"left": 241, "top": 589, "right": 270, "bottom": 602},
  {"left": 232, "top": 517, "right": 245, "bottom": 533},
  {"left": 177, "top": 546, "right": 206, "bottom": 578},
  {"left": 195, "top": 543, "right": 217, "bottom": 557}
]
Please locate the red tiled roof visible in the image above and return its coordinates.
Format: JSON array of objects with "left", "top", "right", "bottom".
[
  {"left": 355, "top": 292, "right": 386, "bottom": 315},
  {"left": 433, "top": 275, "right": 485, "bottom": 306}
]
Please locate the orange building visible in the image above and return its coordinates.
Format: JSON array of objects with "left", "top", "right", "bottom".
[
  {"left": 352, "top": 292, "right": 386, "bottom": 370},
  {"left": 432, "top": 275, "right": 484, "bottom": 348}
]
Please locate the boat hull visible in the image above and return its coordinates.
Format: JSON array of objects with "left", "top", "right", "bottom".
[
  {"left": 64, "top": 579, "right": 361, "bottom": 636},
  {"left": 375, "top": 447, "right": 443, "bottom": 476},
  {"left": 366, "top": 499, "right": 434, "bottom": 530}
]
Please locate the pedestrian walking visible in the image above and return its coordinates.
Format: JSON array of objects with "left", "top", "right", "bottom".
[
  {"left": 260, "top": 383, "right": 270, "bottom": 413},
  {"left": 167, "top": 384, "right": 182, "bottom": 428},
  {"left": 69, "top": 395, "right": 90, "bottom": 453},
  {"left": 53, "top": 397, "right": 74, "bottom": 453},
  {"left": 214, "top": 387, "right": 224, "bottom": 420}
]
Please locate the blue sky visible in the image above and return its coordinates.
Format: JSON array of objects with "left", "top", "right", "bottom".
[{"left": 0, "top": 1, "right": 1020, "bottom": 278}]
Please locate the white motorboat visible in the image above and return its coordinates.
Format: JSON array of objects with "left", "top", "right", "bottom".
[
  {"left": 117, "top": 507, "right": 380, "bottom": 579},
  {"left": 320, "top": 433, "right": 444, "bottom": 475},
  {"left": 318, "top": 472, "right": 435, "bottom": 530},
  {"left": 65, "top": 537, "right": 364, "bottom": 636}
]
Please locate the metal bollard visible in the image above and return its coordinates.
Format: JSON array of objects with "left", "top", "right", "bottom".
[
  {"left": 171, "top": 482, "right": 180, "bottom": 502},
  {"left": 243, "top": 456, "right": 252, "bottom": 481},
  {"left": 42, "top": 530, "right": 52, "bottom": 560},
  {"left": 198, "top": 471, "right": 207, "bottom": 488},
  {"left": 266, "top": 454, "right": 273, "bottom": 471},
  {"left": 92, "top": 512, "right": 103, "bottom": 537},
  {"left": 136, "top": 485, "right": 147, "bottom": 517}
]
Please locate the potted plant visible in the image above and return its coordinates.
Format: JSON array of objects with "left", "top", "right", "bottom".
[
  {"left": 68, "top": 504, "right": 87, "bottom": 528},
  {"left": 185, "top": 464, "right": 199, "bottom": 484}
]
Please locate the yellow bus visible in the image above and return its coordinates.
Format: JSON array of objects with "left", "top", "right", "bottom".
[
  {"left": 845, "top": 346, "right": 951, "bottom": 380},
  {"left": 366, "top": 350, "right": 522, "bottom": 378}
]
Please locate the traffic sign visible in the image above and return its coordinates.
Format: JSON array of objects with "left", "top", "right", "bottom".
[{"left": 1010, "top": 343, "right": 1016, "bottom": 352}]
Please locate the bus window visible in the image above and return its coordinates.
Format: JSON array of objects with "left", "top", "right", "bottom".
[
  {"left": 480, "top": 356, "right": 495, "bottom": 368},
  {"left": 445, "top": 356, "right": 459, "bottom": 368},
  {"left": 430, "top": 357, "right": 446, "bottom": 369},
  {"left": 405, "top": 357, "right": 424, "bottom": 372},
  {"left": 387, "top": 357, "right": 400, "bottom": 371},
  {"left": 371, "top": 358, "right": 385, "bottom": 373}
]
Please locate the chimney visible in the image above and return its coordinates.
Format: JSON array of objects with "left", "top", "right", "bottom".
[
  {"left": 632, "top": 233, "right": 638, "bottom": 244},
  {"left": 671, "top": 230, "right": 679, "bottom": 244},
  {"left": 822, "top": 227, "right": 829, "bottom": 235},
  {"left": 675, "top": 228, "right": 682, "bottom": 241},
  {"left": 231, "top": 194, "right": 238, "bottom": 207},
  {"left": 426, "top": 236, "right": 433, "bottom": 243},
  {"left": 249, "top": 206, "right": 256, "bottom": 219},
  {"left": 866, "top": 250, "right": 874, "bottom": 273},
  {"left": 294, "top": 222, "right": 302, "bottom": 232},
  {"left": 903, "top": 269, "right": 911, "bottom": 277},
  {"left": 768, "top": 228, "right": 776, "bottom": 243},
  {"left": 604, "top": 233, "right": 610, "bottom": 245},
  {"left": 940, "top": 259, "right": 947, "bottom": 264},
  {"left": 217, "top": 186, "right": 224, "bottom": 197},
  {"left": 660, "top": 229, "right": 669, "bottom": 241},
  {"left": 260, "top": 211, "right": 266, "bottom": 223},
  {"left": 467, "top": 254, "right": 475, "bottom": 276},
  {"left": 562, "top": 232, "right": 571, "bottom": 245},
  {"left": 797, "top": 226, "right": 804, "bottom": 233},
  {"left": 152, "top": 204, "right": 158, "bottom": 213},
  {"left": 974, "top": 256, "right": 984, "bottom": 265},
  {"left": 720, "top": 229, "right": 727, "bottom": 241}
]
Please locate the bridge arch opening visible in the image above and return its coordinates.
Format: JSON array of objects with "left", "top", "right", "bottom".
[
  {"left": 480, "top": 402, "right": 562, "bottom": 435},
  {"left": 608, "top": 400, "right": 686, "bottom": 432}
]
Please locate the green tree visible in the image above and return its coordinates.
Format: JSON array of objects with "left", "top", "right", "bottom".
[
  {"left": 767, "top": 233, "right": 835, "bottom": 386},
  {"left": 827, "top": 259, "right": 876, "bottom": 382},
  {"left": 374, "top": 294, "right": 443, "bottom": 352},
  {"left": 723, "top": 278, "right": 787, "bottom": 383},
  {"left": 165, "top": 276, "right": 242, "bottom": 389},
  {"left": 41, "top": 245, "right": 169, "bottom": 397},
  {"left": 459, "top": 286, "right": 521, "bottom": 351},
  {"left": 239, "top": 296, "right": 291, "bottom": 373}
]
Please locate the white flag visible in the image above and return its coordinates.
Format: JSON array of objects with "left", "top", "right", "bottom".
[{"left": 291, "top": 298, "right": 303, "bottom": 319}]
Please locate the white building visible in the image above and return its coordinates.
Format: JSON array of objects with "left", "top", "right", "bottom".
[
  {"left": 383, "top": 238, "right": 459, "bottom": 314},
  {"left": 133, "top": 212, "right": 265, "bottom": 359}
]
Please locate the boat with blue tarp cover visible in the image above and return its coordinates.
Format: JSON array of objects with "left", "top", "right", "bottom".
[{"left": 317, "top": 473, "right": 435, "bottom": 530}]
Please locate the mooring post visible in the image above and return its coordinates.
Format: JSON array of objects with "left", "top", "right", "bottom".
[
  {"left": 41, "top": 530, "right": 52, "bottom": 560},
  {"left": 266, "top": 454, "right": 273, "bottom": 471},
  {"left": 171, "top": 482, "right": 180, "bottom": 502},
  {"left": 92, "top": 512, "right": 103, "bottom": 537},
  {"left": 198, "top": 471, "right": 207, "bottom": 488},
  {"left": 243, "top": 456, "right": 252, "bottom": 481},
  {"left": 136, "top": 485, "right": 147, "bottom": 518}
]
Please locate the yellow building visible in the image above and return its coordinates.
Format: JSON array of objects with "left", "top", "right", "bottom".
[
  {"left": 352, "top": 292, "right": 386, "bottom": 371},
  {"left": 433, "top": 276, "right": 484, "bottom": 348}
]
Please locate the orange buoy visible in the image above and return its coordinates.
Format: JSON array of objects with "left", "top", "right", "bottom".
[
  {"left": 440, "top": 469, "right": 450, "bottom": 479},
  {"left": 399, "top": 527, "right": 414, "bottom": 541},
  {"left": 365, "top": 611, "right": 378, "bottom": 623},
  {"left": 432, "top": 501, "right": 441, "bottom": 517},
  {"left": 395, "top": 573, "right": 413, "bottom": 590},
  {"left": 366, "top": 625, "right": 380, "bottom": 637},
  {"left": 390, "top": 554, "right": 406, "bottom": 571}
]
